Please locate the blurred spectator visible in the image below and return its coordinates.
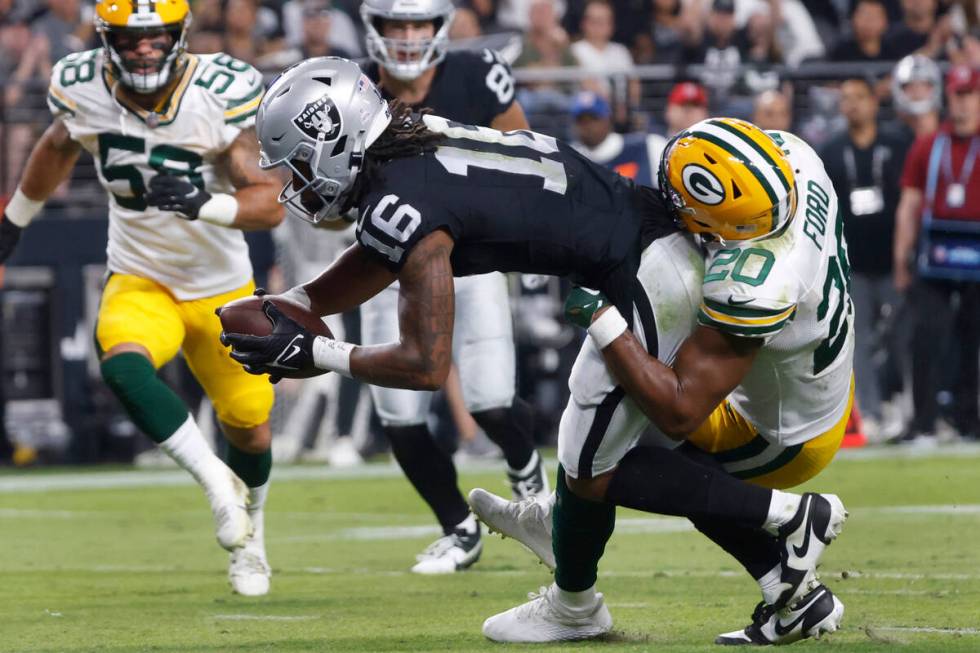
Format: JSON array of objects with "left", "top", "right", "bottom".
[
  {"left": 256, "top": 0, "right": 352, "bottom": 70},
  {"left": 890, "top": 53, "right": 942, "bottom": 139},
  {"left": 32, "top": 0, "right": 90, "bottom": 65},
  {"left": 222, "top": 0, "right": 284, "bottom": 64},
  {"left": 948, "top": 25, "right": 980, "bottom": 68},
  {"left": 515, "top": 0, "right": 576, "bottom": 68},
  {"left": 568, "top": 90, "right": 666, "bottom": 186},
  {"left": 741, "top": 2, "right": 781, "bottom": 64},
  {"left": 282, "top": 0, "right": 363, "bottom": 57},
  {"left": 570, "top": 0, "right": 641, "bottom": 127},
  {"left": 450, "top": 6, "right": 484, "bottom": 39},
  {"left": 883, "top": 0, "right": 946, "bottom": 59},
  {"left": 830, "top": 0, "right": 900, "bottom": 61},
  {"left": 686, "top": 0, "right": 742, "bottom": 97},
  {"left": 1, "top": 4, "right": 51, "bottom": 194},
  {"left": 499, "top": 0, "right": 563, "bottom": 31},
  {"left": 771, "top": 0, "right": 826, "bottom": 65},
  {"left": 752, "top": 88, "right": 793, "bottom": 130},
  {"left": 633, "top": 0, "right": 700, "bottom": 64},
  {"left": 820, "top": 76, "right": 910, "bottom": 440},
  {"left": 894, "top": 64, "right": 980, "bottom": 444},
  {"left": 662, "top": 80, "right": 710, "bottom": 135}
]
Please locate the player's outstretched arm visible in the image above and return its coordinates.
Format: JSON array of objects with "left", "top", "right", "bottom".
[
  {"left": 599, "top": 320, "right": 760, "bottom": 439},
  {"left": 298, "top": 243, "right": 399, "bottom": 318},
  {"left": 347, "top": 230, "right": 456, "bottom": 390},
  {"left": 218, "top": 127, "right": 285, "bottom": 230},
  {"left": 0, "top": 119, "right": 82, "bottom": 263}
]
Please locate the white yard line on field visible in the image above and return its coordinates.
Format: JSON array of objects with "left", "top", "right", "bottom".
[
  {"left": 211, "top": 614, "right": 319, "bottom": 622},
  {"left": 1, "top": 442, "right": 978, "bottom": 493},
  {"left": 875, "top": 626, "right": 980, "bottom": 636}
]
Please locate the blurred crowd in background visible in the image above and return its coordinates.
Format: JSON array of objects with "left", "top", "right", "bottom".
[{"left": 1, "top": 0, "right": 979, "bottom": 467}]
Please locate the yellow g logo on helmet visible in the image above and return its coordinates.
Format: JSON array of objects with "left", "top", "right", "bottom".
[
  {"left": 94, "top": 1, "right": 192, "bottom": 95},
  {"left": 661, "top": 118, "right": 797, "bottom": 242}
]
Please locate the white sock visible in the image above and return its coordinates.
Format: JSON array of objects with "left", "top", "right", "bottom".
[
  {"left": 454, "top": 513, "right": 479, "bottom": 535},
  {"left": 763, "top": 490, "right": 802, "bottom": 535},
  {"left": 757, "top": 563, "right": 783, "bottom": 605},
  {"left": 158, "top": 416, "right": 228, "bottom": 494},
  {"left": 555, "top": 583, "right": 599, "bottom": 611},
  {"left": 509, "top": 450, "right": 540, "bottom": 477},
  {"left": 247, "top": 482, "right": 269, "bottom": 544}
]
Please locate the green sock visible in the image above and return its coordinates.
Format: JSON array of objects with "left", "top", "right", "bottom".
[
  {"left": 100, "top": 353, "right": 189, "bottom": 444},
  {"left": 553, "top": 465, "right": 616, "bottom": 592},
  {"left": 226, "top": 443, "right": 272, "bottom": 488}
]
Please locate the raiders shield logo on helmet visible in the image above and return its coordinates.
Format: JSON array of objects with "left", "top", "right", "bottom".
[{"left": 292, "top": 95, "right": 343, "bottom": 141}]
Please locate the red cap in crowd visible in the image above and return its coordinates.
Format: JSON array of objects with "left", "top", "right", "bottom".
[
  {"left": 668, "top": 82, "right": 708, "bottom": 107},
  {"left": 946, "top": 65, "right": 980, "bottom": 94}
]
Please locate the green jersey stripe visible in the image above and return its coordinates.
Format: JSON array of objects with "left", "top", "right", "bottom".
[
  {"left": 226, "top": 84, "right": 263, "bottom": 110},
  {"left": 703, "top": 297, "right": 794, "bottom": 318},
  {"left": 730, "top": 444, "right": 803, "bottom": 480},
  {"left": 47, "top": 93, "right": 76, "bottom": 116},
  {"left": 226, "top": 108, "right": 258, "bottom": 124},
  {"left": 689, "top": 131, "right": 778, "bottom": 206},
  {"left": 711, "top": 434, "right": 769, "bottom": 464},
  {"left": 698, "top": 310, "right": 789, "bottom": 336}
]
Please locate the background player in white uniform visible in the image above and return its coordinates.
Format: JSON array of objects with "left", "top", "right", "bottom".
[
  {"left": 357, "top": 0, "right": 548, "bottom": 574},
  {"left": 0, "top": 1, "right": 283, "bottom": 596},
  {"left": 475, "top": 120, "right": 855, "bottom": 645}
]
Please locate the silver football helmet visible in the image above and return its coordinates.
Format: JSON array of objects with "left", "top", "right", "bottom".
[
  {"left": 891, "top": 54, "right": 942, "bottom": 116},
  {"left": 360, "top": 0, "right": 455, "bottom": 81},
  {"left": 256, "top": 57, "right": 392, "bottom": 223}
]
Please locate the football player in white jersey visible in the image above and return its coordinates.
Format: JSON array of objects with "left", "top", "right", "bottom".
[
  {"left": 474, "top": 119, "right": 855, "bottom": 644},
  {"left": 0, "top": 0, "right": 283, "bottom": 596}
]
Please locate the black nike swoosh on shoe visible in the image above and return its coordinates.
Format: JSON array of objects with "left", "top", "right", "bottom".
[
  {"left": 792, "top": 496, "right": 815, "bottom": 559},
  {"left": 773, "top": 588, "right": 828, "bottom": 637}
]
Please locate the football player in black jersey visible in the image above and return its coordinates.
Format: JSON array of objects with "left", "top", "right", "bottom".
[
  {"left": 223, "top": 59, "right": 840, "bottom": 642},
  {"left": 347, "top": 0, "right": 546, "bottom": 574}
]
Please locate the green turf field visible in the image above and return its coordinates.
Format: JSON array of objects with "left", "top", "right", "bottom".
[{"left": 1, "top": 446, "right": 978, "bottom": 653}]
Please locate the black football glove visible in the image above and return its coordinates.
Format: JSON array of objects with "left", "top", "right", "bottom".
[
  {"left": 0, "top": 216, "right": 22, "bottom": 264},
  {"left": 146, "top": 174, "right": 211, "bottom": 220},
  {"left": 221, "top": 301, "right": 317, "bottom": 382}
]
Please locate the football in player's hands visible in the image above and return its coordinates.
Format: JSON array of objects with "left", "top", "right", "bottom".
[
  {"left": 218, "top": 295, "right": 333, "bottom": 380},
  {"left": 217, "top": 295, "right": 333, "bottom": 339}
]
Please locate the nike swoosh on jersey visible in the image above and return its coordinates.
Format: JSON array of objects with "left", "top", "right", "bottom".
[
  {"left": 728, "top": 295, "right": 755, "bottom": 306},
  {"left": 773, "top": 589, "right": 827, "bottom": 636},
  {"left": 792, "top": 496, "right": 815, "bottom": 559}
]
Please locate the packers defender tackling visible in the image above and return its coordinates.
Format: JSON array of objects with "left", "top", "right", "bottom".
[{"left": 0, "top": 0, "right": 284, "bottom": 595}]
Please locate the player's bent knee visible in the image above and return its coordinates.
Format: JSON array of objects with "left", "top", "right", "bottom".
[
  {"left": 222, "top": 422, "right": 271, "bottom": 453},
  {"left": 565, "top": 472, "right": 612, "bottom": 503},
  {"left": 212, "top": 389, "right": 274, "bottom": 432}
]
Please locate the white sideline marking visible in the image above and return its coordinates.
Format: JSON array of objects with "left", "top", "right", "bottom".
[
  {"left": 876, "top": 627, "right": 980, "bottom": 636},
  {"left": 1, "top": 442, "right": 978, "bottom": 493},
  {"left": 212, "top": 614, "right": 318, "bottom": 622}
]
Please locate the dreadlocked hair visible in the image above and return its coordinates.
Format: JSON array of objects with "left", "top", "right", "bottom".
[
  {"left": 344, "top": 101, "right": 445, "bottom": 211},
  {"left": 366, "top": 99, "right": 445, "bottom": 162}
]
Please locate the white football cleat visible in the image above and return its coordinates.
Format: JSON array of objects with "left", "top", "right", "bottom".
[
  {"left": 772, "top": 493, "right": 847, "bottom": 611},
  {"left": 483, "top": 583, "right": 612, "bottom": 642},
  {"left": 468, "top": 488, "right": 555, "bottom": 569},
  {"left": 715, "top": 584, "right": 844, "bottom": 646},
  {"left": 410, "top": 523, "right": 482, "bottom": 574},
  {"left": 207, "top": 471, "right": 252, "bottom": 551},
  {"left": 229, "top": 542, "right": 271, "bottom": 596}
]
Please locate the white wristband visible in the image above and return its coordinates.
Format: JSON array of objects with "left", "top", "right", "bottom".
[
  {"left": 588, "top": 306, "right": 628, "bottom": 349},
  {"left": 5, "top": 188, "right": 44, "bottom": 227},
  {"left": 313, "top": 336, "right": 355, "bottom": 377},
  {"left": 197, "top": 193, "right": 238, "bottom": 227},
  {"left": 279, "top": 285, "right": 313, "bottom": 312}
]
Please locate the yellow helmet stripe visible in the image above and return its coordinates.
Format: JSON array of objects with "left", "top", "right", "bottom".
[
  {"left": 686, "top": 129, "right": 778, "bottom": 207},
  {"left": 709, "top": 120, "right": 791, "bottom": 193}
]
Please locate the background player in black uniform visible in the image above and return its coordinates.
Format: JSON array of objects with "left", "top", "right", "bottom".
[{"left": 346, "top": 0, "right": 546, "bottom": 574}]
